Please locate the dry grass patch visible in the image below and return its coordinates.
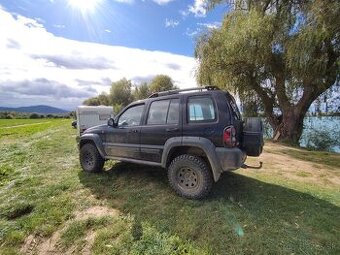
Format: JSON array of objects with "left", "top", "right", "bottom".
[{"left": 21, "top": 205, "right": 120, "bottom": 255}]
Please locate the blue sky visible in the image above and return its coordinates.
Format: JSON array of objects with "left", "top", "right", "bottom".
[
  {"left": 1, "top": 0, "right": 226, "bottom": 56},
  {"left": 0, "top": 0, "right": 228, "bottom": 109}
]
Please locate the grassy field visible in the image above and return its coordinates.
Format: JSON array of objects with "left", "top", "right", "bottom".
[
  {"left": 0, "top": 119, "right": 67, "bottom": 140},
  {"left": 0, "top": 119, "right": 339, "bottom": 254},
  {"left": 0, "top": 119, "right": 55, "bottom": 127}
]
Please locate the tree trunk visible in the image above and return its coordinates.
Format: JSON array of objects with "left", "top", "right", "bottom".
[
  {"left": 271, "top": 85, "right": 325, "bottom": 144},
  {"left": 272, "top": 108, "right": 305, "bottom": 145}
]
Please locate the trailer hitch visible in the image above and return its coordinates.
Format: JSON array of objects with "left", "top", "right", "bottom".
[{"left": 241, "top": 162, "right": 263, "bottom": 169}]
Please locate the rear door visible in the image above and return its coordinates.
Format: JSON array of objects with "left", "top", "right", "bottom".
[
  {"left": 182, "top": 94, "right": 222, "bottom": 146},
  {"left": 140, "top": 98, "right": 181, "bottom": 162}
]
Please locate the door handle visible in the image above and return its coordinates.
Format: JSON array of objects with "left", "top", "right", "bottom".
[{"left": 166, "top": 127, "right": 179, "bottom": 132}]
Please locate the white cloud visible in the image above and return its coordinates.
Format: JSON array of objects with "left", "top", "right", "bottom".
[
  {"left": 34, "top": 17, "right": 45, "bottom": 24},
  {"left": 188, "top": 0, "right": 207, "bottom": 17},
  {"left": 152, "top": 0, "right": 175, "bottom": 5},
  {"left": 0, "top": 8, "right": 196, "bottom": 110},
  {"left": 104, "top": 29, "right": 111, "bottom": 33},
  {"left": 197, "top": 21, "right": 221, "bottom": 29},
  {"left": 185, "top": 21, "right": 221, "bottom": 38},
  {"left": 14, "top": 14, "right": 45, "bottom": 29},
  {"left": 165, "top": 18, "right": 179, "bottom": 28}
]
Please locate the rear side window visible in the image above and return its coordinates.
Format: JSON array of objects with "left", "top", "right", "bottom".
[
  {"left": 226, "top": 94, "right": 241, "bottom": 120},
  {"left": 147, "top": 99, "right": 179, "bottom": 125},
  {"left": 188, "top": 96, "right": 216, "bottom": 122}
]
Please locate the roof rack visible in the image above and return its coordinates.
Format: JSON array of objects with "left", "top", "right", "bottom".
[{"left": 148, "top": 86, "right": 220, "bottom": 98}]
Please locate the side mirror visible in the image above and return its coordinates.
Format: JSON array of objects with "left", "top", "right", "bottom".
[{"left": 107, "top": 118, "right": 116, "bottom": 127}]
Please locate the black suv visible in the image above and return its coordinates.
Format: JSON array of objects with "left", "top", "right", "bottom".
[{"left": 78, "top": 86, "right": 263, "bottom": 199}]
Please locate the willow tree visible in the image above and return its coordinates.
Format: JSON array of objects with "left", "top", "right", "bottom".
[{"left": 196, "top": 0, "right": 339, "bottom": 143}]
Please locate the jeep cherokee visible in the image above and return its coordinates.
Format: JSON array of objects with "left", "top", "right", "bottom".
[{"left": 78, "top": 86, "right": 263, "bottom": 199}]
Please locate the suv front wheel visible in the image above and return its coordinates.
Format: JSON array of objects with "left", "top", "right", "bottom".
[
  {"left": 80, "top": 143, "right": 104, "bottom": 173},
  {"left": 168, "top": 154, "right": 213, "bottom": 199}
]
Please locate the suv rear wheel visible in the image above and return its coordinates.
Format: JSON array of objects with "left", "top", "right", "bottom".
[
  {"left": 168, "top": 154, "right": 213, "bottom": 199},
  {"left": 80, "top": 143, "right": 104, "bottom": 173}
]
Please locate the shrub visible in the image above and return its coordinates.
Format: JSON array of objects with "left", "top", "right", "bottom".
[{"left": 29, "top": 113, "right": 40, "bottom": 119}]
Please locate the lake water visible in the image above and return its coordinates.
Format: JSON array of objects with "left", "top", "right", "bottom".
[{"left": 263, "top": 116, "right": 340, "bottom": 153}]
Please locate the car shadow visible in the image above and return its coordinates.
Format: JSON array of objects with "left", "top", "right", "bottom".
[{"left": 78, "top": 162, "right": 340, "bottom": 254}]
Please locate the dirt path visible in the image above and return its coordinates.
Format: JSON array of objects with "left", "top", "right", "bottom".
[{"left": 243, "top": 142, "right": 340, "bottom": 187}]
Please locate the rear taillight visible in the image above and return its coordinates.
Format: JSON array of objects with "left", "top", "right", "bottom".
[{"left": 223, "top": 126, "right": 236, "bottom": 147}]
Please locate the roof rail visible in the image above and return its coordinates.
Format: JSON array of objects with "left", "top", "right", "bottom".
[{"left": 148, "top": 86, "right": 220, "bottom": 98}]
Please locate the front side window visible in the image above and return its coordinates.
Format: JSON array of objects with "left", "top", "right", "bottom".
[
  {"left": 118, "top": 104, "right": 144, "bottom": 127},
  {"left": 188, "top": 96, "right": 216, "bottom": 122}
]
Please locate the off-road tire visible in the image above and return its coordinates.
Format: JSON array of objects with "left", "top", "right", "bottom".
[
  {"left": 80, "top": 143, "right": 104, "bottom": 173},
  {"left": 168, "top": 154, "right": 213, "bottom": 199}
]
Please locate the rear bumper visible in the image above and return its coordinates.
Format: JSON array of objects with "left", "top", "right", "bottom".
[{"left": 215, "top": 147, "right": 247, "bottom": 171}]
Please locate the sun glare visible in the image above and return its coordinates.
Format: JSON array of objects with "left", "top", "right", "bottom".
[{"left": 68, "top": 0, "right": 101, "bottom": 13}]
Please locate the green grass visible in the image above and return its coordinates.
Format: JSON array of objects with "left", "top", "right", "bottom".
[
  {"left": 296, "top": 171, "right": 312, "bottom": 177},
  {"left": 0, "top": 118, "right": 68, "bottom": 139},
  {"left": 0, "top": 119, "right": 52, "bottom": 127},
  {"left": 60, "top": 216, "right": 112, "bottom": 248},
  {"left": 91, "top": 216, "right": 204, "bottom": 255},
  {"left": 0, "top": 119, "right": 339, "bottom": 254}
]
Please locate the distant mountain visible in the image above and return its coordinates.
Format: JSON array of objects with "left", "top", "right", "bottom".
[{"left": 0, "top": 105, "right": 69, "bottom": 114}]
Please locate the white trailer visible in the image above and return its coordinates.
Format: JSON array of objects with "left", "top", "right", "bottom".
[{"left": 76, "top": 106, "right": 113, "bottom": 134}]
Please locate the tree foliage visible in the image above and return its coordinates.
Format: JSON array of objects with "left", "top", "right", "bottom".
[
  {"left": 149, "top": 75, "right": 177, "bottom": 93},
  {"left": 109, "top": 78, "right": 134, "bottom": 107},
  {"left": 133, "top": 82, "right": 150, "bottom": 100},
  {"left": 83, "top": 97, "right": 100, "bottom": 106},
  {"left": 83, "top": 92, "right": 110, "bottom": 106},
  {"left": 196, "top": 0, "right": 339, "bottom": 143},
  {"left": 97, "top": 92, "right": 110, "bottom": 106},
  {"left": 83, "top": 75, "right": 177, "bottom": 111}
]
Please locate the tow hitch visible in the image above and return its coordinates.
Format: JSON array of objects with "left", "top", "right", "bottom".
[{"left": 241, "top": 161, "right": 263, "bottom": 169}]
